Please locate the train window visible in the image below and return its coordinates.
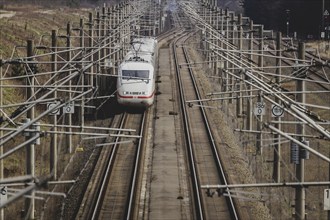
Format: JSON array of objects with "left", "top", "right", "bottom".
[
  {"left": 122, "top": 70, "right": 135, "bottom": 79},
  {"left": 122, "top": 70, "right": 149, "bottom": 80},
  {"left": 136, "top": 70, "right": 149, "bottom": 78}
]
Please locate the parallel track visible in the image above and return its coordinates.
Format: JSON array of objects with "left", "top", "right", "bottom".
[
  {"left": 76, "top": 111, "right": 146, "bottom": 219},
  {"left": 173, "top": 33, "right": 238, "bottom": 219}
]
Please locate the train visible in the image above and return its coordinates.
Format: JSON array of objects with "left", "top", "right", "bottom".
[{"left": 116, "top": 37, "right": 158, "bottom": 107}]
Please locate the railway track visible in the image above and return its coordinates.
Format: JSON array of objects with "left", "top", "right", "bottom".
[
  {"left": 173, "top": 33, "right": 238, "bottom": 219},
  {"left": 1, "top": 0, "right": 328, "bottom": 219},
  {"left": 76, "top": 110, "right": 147, "bottom": 219},
  {"left": 72, "top": 8, "right": 329, "bottom": 220}
]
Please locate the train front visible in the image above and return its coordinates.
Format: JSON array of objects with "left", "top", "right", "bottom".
[{"left": 117, "top": 61, "right": 155, "bottom": 107}]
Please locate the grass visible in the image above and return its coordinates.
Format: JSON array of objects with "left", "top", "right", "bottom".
[
  {"left": 0, "top": 5, "right": 92, "bottom": 219},
  {"left": 306, "top": 40, "right": 330, "bottom": 59},
  {"left": 0, "top": 4, "right": 90, "bottom": 57}
]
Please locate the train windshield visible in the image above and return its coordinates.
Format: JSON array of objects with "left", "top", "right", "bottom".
[{"left": 122, "top": 70, "right": 149, "bottom": 80}]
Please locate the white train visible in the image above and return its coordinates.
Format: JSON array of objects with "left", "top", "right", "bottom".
[{"left": 117, "top": 37, "right": 158, "bottom": 107}]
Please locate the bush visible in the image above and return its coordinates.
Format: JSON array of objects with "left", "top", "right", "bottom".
[
  {"left": 11, "top": 63, "right": 25, "bottom": 77},
  {"left": 67, "top": 0, "right": 80, "bottom": 7}
]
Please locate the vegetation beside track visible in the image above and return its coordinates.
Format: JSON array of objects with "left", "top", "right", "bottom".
[
  {"left": 0, "top": 4, "right": 94, "bottom": 219},
  {"left": 306, "top": 40, "right": 330, "bottom": 59}
]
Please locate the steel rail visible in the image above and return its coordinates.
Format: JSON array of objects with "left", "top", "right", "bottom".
[
  {"left": 180, "top": 1, "right": 330, "bottom": 153},
  {"left": 182, "top": 38, "right": 239, "bottom": 220},
  {"left": 0, "top": 0, "right": 161, "bottom": 215},
  {"left": 173, "top": 34, "right": 204, "bottom": 220},
  {"left": 90, "top": 113, "right": 127, "bottom": 220},
  {"left": 126, "top": 111, "right": 146, "bottom": 220}
]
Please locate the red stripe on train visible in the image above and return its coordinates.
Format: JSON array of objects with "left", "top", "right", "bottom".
[{"left": 117, "top": 91, "right": 155, "bottom": 99}]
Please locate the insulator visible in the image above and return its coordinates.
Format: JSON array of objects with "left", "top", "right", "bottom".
[
  {"left": 22, "top": 118, "right": 31, "bottom": 137},
  {"left": 290, "top": 142, "right": 299, "bottom": 164},
  {"left": 32, "top": 122, "right": 41, "bottom": 145},
  {"left": 300, "top": 140, "right": 310, "bottom": 160}
]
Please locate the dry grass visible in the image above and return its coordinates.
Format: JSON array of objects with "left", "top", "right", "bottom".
[
  {"left": 306, "top": 40, "right": 330, "bottom": 60},
  {"left": 0, "top": 4, "right": 90, "bottom": 57},
  {"left": 0, "top": 4, "right": 92, "bottom": 219}
]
